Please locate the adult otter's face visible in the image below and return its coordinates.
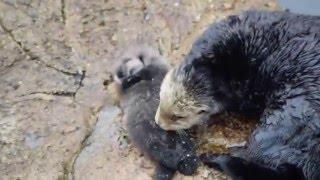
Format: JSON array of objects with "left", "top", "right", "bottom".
[{"left": 155, "top": 66, "right": 225, "bottom": 130}]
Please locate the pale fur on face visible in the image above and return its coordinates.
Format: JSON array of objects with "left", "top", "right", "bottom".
[{"left": 155, "top": 69, "right": 222, "bottom": 130}]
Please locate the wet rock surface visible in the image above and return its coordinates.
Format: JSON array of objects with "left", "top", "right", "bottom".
[{"left": 0, "top": 0, "right": 277, "bottom": 179}]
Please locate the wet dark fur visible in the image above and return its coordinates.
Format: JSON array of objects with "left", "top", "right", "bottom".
[
  {"left": 200, "top": 153, "right": 304, "bottom": 180},
  {"left": 116, "top": 58, "right": 199, "bottom": 179},
  {"left": 176, "top": 11, "right": 320, "bottom": 179}
]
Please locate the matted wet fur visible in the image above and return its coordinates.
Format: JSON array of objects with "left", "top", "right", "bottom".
[{"left": 114, "top": 45, "right": 199, "bottom": 179}]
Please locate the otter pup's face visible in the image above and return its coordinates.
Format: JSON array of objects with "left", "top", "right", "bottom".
[{"left": 155, "top": 67, "right": 225, "bottom": 130}]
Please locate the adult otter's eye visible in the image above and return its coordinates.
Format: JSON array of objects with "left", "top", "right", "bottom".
[
  {"left": 197, "top": 110, "right": 207, "bottom": 114},
  {"left": 171, "top": 114, "right": 185, "bottom": 121}
]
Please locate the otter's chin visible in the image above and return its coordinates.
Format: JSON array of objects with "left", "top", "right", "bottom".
[
  {"left": 163, "top": 122, "right": 196, "bottom": 131},
  {"left": 158, "top": 123, "right": 197, "bottom": 131},
  {"left": 156, "top": 111, "right": 205, "bottom": 131}
]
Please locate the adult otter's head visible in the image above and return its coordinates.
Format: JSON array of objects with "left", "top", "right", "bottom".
[{"left": 155, "top": 61, "right": 233, "bottom": 130}]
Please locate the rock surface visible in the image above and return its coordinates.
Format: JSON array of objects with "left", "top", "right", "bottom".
[{"left": 0, "top": 0, "right": 277, "bottom": 179}]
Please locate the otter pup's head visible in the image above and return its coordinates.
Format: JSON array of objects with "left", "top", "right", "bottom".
[
  {"left": 114, "top": 44, "right": 167, "bottom": 86},
  {"left": 155, "top": 62, "right": 232, "bottom": 130}
]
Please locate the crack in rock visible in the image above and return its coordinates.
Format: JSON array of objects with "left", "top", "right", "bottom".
[
  {"left": 70, "top": 106, "right": 121, "bottom": 179},
  {"left": 74, "top": 70, "right": 86, "bottom": 97},
  {"left": 17, "top": 68, "right": 85, "bottom": 99},
  {"left": 67, "top": 106, "right": 110, "bottom": 180},
  {"left": 69, "top": 130, "right": 93, "bottom": 180},
  {"left": 18, "top": 91, "right": 77, "bottom": 97},
  {"left": 61, "top": 0, "right": 66, "bottom": 25},
  {"left": 0, "top": 17, "right": 78, "bottom": 77}
]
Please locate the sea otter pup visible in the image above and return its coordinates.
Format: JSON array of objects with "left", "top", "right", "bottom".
[
  {"left": 114, "top": 45, "right": 199, "bottom": 179},
  {"left": 155, "top": 11, "right": 320, "bottom": 179}
]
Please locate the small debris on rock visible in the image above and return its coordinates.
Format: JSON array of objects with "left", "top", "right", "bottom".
[
  {"left": 222, "top": 2, "right": 234, "bottom": 10},
  {"left": 265, "top": 2, "right": 277, "bottom": 8}
]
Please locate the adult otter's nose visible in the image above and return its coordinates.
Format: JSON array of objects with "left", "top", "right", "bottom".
[{"left": 155, "top": 107, "right": 171, "bottom": 130}]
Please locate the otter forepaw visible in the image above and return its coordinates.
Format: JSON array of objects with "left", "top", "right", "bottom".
[
  {"left": 200, "top": 153, "right": 261, "bottom": 179},
  {"left": 154, "top": 164, "right": 175, "bottom": 180},
  {"left": 200, "top": 153, "right": 247, "bottom": 174}
]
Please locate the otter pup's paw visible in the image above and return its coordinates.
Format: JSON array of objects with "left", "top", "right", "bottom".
[
  {"left": 177, "top": 154, "right": 200, "bottom": 175},
  {"left": 114, "top": 44, "right": 165, "bottom": 85},
  {"left": 154, "top": 164, "right": 175, "bottom": 180},
  {"left": 200, "top": 153, "right": 246, "bottom": 174}
]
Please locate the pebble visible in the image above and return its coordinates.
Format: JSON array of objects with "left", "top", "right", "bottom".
[
  {"left": 222, "top": 3, "right": 233, "bottom": 10},
  {"left": 195, "top": 15, "right": 201, "bottom": 22}
]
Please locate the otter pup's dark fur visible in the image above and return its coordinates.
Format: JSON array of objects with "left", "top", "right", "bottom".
[
  {"left": 157, "top": 11, "right": 320, "bottom": 179},
  {"left": 114, "top": 46, "right": 199, "bottom": 179}
]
